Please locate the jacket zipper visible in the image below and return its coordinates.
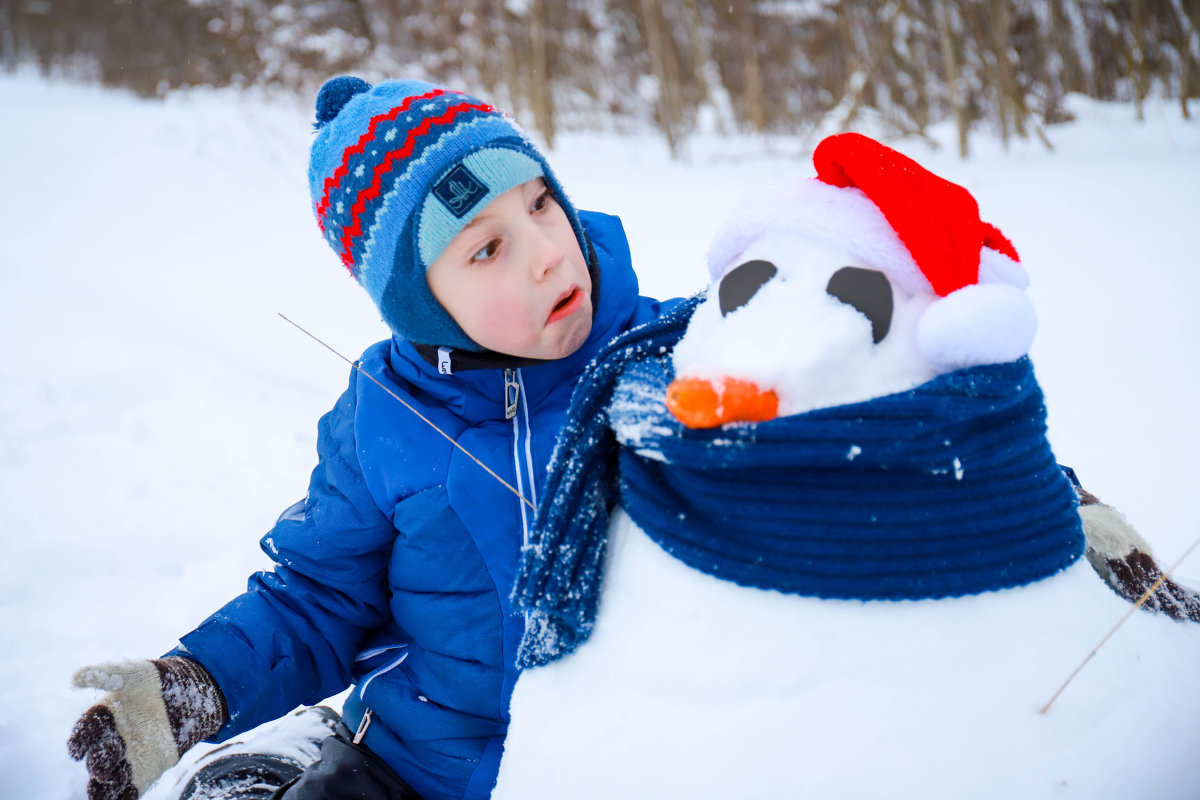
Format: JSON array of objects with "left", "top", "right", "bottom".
[
  {"left": 507, "top": 369, "right": 541, "bottom": 541},
  {"left": 510, "top": 369, "right": 536, "bottom": 635},
  {"left": 353, "top": 708, "right": 373, "bottom": 744},
  {"left": 503, "top": 368, "right": 519, "bottom": 420}
]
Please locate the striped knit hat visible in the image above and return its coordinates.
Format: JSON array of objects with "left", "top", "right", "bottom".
[{"left": 308, "top": 76, "right": 587, "bottom": 350}]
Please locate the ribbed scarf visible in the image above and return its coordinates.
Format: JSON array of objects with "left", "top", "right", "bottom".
[{"left": 513, "top": 299, "right": 1083, "bottom": 667}]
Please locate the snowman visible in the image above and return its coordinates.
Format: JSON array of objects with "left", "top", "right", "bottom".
[{"left": 494, "top": 133, "right": 1200, "bottom": 799}]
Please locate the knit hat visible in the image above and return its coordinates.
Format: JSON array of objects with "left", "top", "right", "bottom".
[
  {"left": 706, "top": 132, "right": 1036, "bottom": 371},
  {"left": 308, "top": 76, "right": 588, "bottom": 350}
]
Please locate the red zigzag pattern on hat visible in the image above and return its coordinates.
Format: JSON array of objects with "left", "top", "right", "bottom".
[
  {"left": 337, "top": 100, "right": 495, "bottom": 271},
  {"left": 315, "top": 87, "right": 456, "bottom": 234}
]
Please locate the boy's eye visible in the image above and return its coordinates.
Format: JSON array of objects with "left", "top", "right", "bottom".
[
  {"left": 471, "top": 239, "right": 500, "bottom": 263},
  {"left": 531, "top": 189, "right": 553, "bottom": 213}
]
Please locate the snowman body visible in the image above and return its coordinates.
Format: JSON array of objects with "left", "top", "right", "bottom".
[
  {"left": 496, "top": 510, "right": 1200, "bottom": 798},
  {"left": 496, "top": 135, "right": 1200, "bottom": 798}
]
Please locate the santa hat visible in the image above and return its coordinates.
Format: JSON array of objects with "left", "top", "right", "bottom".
[{"left": 705, "top": 132, "right": 1036, "bottom": 371}]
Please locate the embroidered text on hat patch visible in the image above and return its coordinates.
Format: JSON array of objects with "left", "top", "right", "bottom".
[{"left": 433, "top": 165, "right": 489, "bottom": 218}]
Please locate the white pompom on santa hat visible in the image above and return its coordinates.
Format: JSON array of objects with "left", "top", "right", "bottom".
[{"left": 706, "top": 132, "right": 1036, "bottom": 372}]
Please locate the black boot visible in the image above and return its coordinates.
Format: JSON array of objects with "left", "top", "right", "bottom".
[
  {"left": 175, "top": 706, "right": 341, "bottom": 800},
  {"left": 273, "top": 723, "right": 422, "bottom": 800}
]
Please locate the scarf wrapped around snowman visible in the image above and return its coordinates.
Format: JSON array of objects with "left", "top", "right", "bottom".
[{"left": 513, "top": 133, "right": 1084, "bottom": 668}]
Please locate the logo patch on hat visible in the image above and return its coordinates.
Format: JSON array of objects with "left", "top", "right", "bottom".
[{"left": 433, "top": 164, "right": 488, "bottom": 218}]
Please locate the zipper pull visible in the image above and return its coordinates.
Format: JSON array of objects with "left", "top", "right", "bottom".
[
  {"left": 504, "top": 369, "right": 519, "bottom": 420},
  {"left": 353, "top": 708, "right": 373, "bottom": 744}
]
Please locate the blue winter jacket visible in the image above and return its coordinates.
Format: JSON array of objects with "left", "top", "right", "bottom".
[{"left": 174, "top": 211, "right": 676, "bottom": 800}]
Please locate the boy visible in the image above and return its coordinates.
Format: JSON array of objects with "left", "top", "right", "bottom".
[{"left": 67, "top": 76, "right": 677, "bottom": 800}]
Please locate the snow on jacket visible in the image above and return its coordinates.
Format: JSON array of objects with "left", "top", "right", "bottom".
[{"left": 173, "top": 211, "right": 677, "bottom": 800}]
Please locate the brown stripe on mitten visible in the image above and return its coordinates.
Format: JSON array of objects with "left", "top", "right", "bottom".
[
  {"left": 68, "top": 705, "right": 137, "bottom": 800},
  {"left": 1080, "top": 499, "right": 1200, "bottom": 623},
  {"left": 1103, "top": 547, "right": 1200, "bottom": 622},
  {"left": 155, "top": 656, "right": 228, "bottom": 755}
]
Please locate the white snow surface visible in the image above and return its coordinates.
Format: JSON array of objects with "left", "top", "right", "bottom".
[{"left": 1, "top": 72, "right": 1198, "bottom": 798}]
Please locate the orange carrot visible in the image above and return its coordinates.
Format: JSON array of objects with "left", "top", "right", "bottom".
[{"left": 665, "top": 376, "right": 779, "bottom": 429}]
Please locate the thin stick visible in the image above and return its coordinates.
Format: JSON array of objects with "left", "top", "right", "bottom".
[
  {"left": 279, "top": 314, "right": 535, "bottom": 512},
  {"left": 1040, "top": 535, "right": 1200, "bottom": 714}
]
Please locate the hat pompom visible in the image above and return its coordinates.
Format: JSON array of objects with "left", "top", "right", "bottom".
[
  {"left": 916, "top": 283, "right": 1037, "bottom": 371},
  {"left": 315, "top": 76, "right": 371, "bottom": 128}
]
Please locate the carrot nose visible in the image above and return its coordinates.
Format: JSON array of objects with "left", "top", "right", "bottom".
[{"left": 665, "top": 376, "right": 780, "bottom": 429}]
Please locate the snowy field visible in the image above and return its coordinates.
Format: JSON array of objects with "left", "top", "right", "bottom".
[{"left": 1, "top": 72, "right": 1197, "bottom": 798}]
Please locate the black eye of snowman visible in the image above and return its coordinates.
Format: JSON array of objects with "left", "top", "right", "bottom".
[
  {"left": 825, "top": 266, "right": 893, "bottom": 344},
  {"left": 719, "top": 259, "right": 778, "bottom": 317}
]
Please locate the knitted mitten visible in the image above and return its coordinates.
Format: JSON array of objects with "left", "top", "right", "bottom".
[
  {"left": 1079, "top": 488, "right": 1200, "bottom": 622},
  {"left": 68, "top": 656, "right": 228, "bottom": 800}
]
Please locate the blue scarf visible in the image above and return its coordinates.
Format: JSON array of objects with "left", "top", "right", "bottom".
[{"left": 513, "top": 299, "right": 1083, "bottom": 667}]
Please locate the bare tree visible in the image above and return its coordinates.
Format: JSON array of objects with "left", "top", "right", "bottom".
[{"left": 5, "top": 0, "right": 1196, "bottom": 157}]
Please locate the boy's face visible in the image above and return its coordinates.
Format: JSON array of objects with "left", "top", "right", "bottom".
[{"left": 427, "top": 178, "right": 593, "bottom": 360}]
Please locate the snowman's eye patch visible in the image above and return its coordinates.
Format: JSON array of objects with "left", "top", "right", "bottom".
[
  {"left": 826, "top": 267, "right": 893, "bottom": 343},
  {"left": 719, "top": 259, "right": 778, "bottom": 317}
]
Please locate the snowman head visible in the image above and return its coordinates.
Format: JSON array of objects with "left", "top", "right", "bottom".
[{"left": 668, "top": 133, "right": 1037, "bottom": 428}]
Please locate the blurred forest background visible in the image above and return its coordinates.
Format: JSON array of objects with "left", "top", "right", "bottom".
[{"left": 2, "top": 0, "right": 1197, "bottom": 156}]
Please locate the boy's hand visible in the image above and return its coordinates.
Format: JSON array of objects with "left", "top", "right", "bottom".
[{"left": 68, "top": 656, "right": 227, "bottom": 800}]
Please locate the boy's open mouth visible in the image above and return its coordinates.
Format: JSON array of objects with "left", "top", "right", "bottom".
[{"left": 547, "top": 287, "right": 583, "bottom": 323}]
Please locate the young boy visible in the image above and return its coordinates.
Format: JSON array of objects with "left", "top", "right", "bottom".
[{"left": 67, "top": 76, "right": 677, "bottom": 800}]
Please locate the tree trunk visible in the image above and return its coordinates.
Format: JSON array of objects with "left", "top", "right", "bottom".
[
  {"left": 0, "top": 1, "right": 17, "bottom": 71},
  {"left": 639, "top": 0, "right": 684, "bottom": 155},
  {"left": 1131, "top": 0, "right": 1149, "bottom": 122},
  {"left": 682, "top": 0, "right": 712, "bottom": 103},
  {"left": 936, "top": 0, "right": 969, "bottom": 158},
  {"left": 497, "top": 5, "right": 522, "bottom": 116},
  {"left": 528, "top": 0, "right": 555, "bottom": 147},
  {"left": 906, "top": 0, "right": 932, "bottom": 134},
  {"left": 462, "top": 0, "right": 490, "bottom": 94},
  {"left": 1047, "top": 0, "right": 1086, "bottom": 95},
  {"left": 987, "top": 0, "right": 1025, "bottom": 148},
  {"left": 1170, "top": 0, "right": 1197, "bottom": 119},
  {"left": 839, "top": 1, "right": 900, "bottom": 132},
  {"left": 1190, "top": 0, "right": 1200, "bottom": 111},
  {"left": 354, "top": 0, "right": 391, "bottom": 49},
  {"left": 736, "top": 0, "right": 766, "bottom": 132}
]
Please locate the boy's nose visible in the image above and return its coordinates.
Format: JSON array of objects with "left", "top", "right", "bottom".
[{"left": 529, "top": 229, "right": 565, "bottom": 279}]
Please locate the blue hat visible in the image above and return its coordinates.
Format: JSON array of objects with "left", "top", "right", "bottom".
[{"left": 308, "top": 76, "right": 588, "bottom": 350}]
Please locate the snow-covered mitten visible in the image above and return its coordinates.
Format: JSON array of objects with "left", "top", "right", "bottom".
[
  {"left": 68, "top": 656, "right": 228, "bottom": 800},
  {"left": 1079, "top": 489, "right": 1200, "bottom": 622}
]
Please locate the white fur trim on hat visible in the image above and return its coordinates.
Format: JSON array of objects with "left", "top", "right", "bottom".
[{"left": 979, "top": 246, "right": 1029, "bottom": 290}]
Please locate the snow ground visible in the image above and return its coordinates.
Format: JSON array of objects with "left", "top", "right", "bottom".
[{"left": 0, "top": 72, "right": 1197, "bottom": 798}]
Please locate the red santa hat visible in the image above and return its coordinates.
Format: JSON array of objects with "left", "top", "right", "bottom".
[{"left": 705, "top": 132, "right": 1037, "bottom": 371}]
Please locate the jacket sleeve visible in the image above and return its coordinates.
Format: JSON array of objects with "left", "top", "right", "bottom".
[{"left": 172, "top": 372, "right": 396, "bottom": 740}]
